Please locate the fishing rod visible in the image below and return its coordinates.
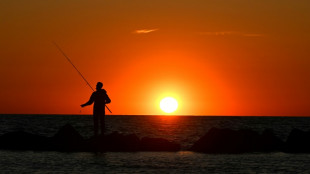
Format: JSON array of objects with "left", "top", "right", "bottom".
[{"left": 53, "top": 41, "right": 112, "bottom": 113}]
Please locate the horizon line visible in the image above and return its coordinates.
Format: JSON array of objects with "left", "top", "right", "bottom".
[{"left": 0, "top": 113, "right": 309, "bottom": 117}]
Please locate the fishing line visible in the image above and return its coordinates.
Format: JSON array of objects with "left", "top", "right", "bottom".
[{"left": 53, "top": 41, "right": 112, "bottom": 113}]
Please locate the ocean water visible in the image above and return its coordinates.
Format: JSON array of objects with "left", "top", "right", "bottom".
[{"left": 1, "top": 115, "right": 310, "bottom": 173}]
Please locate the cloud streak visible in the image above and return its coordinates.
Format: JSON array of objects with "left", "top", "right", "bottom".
[
  {"left": 242, "top": 33, "right": 264, "bottom": 37},
  {"left": 198, "top": 31, "right": 264, "bottom": 37},
  {"left": 134, "top": 29, "right": 158, "bottom": 34}
]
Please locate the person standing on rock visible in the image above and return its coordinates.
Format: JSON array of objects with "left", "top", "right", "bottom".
[{"left": 81, "top": 82, "right": 111, "bottom": 137}]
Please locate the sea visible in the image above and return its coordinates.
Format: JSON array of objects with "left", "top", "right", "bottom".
[{"left": 1, "top": 114, "right": 310, "bottom": 174}]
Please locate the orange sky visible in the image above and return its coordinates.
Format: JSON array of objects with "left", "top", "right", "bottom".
[{"left": 0, "top": 0, "right": 310, "bottom": 116}]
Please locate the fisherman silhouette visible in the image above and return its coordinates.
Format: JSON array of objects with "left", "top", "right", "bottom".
[{"left": 81, "top": 82, "right": 111, "bottom": 137}]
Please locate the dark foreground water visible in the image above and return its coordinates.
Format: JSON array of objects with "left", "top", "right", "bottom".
[{"left": 1, "top": 115, "right": 310, "bottom": 173}]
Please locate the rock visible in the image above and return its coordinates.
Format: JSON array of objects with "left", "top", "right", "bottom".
[
  {"left": 90, "top": 132, "right": 180, "bottom": 152},
  {"left": 51, "top": 124, "right": 86, "bottom": 151},
  {"left": 53, "top": 124, "right": 84, "bottom": 142},
  {"left": 284, "top": 129, "right": 310, "bottom": 153},
  {"left": 189, "top": 127, "right": 283, "bottom": 153},
  {"left": 0, "top": 131, "right": 49, "bottom": 150},
  {"left": 189, "top": 128, "right": 256, "bottom": 153},
  {"left": 0, "top": 124, "right": 181, "bottom": 152},
  {"left": 258, "top": 129, "right": 284, "bottom": 152},
  {"left": 93, "top": 132, "right": 141, "bottom": 152},
  {"left": 140, "top": 137, "right": 181, "bottom": 151}
]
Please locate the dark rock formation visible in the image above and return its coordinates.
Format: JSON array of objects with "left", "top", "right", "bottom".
[
  {"left": 0, "top": 124, "right": 180, "bottom": 152},
  {"left": 258, "top": 129, "right": 284, "bottom": 152},
  {"left": 91, "top": 132, "right": 141, "bottom": 152},
  {"left": 189, "top": 128, "right": 283, "bottom": 153},
  {"left": 284, "top": 129, "right": 310, "bottom": 153},
  {"left": 51, "top": 124, "right": 86, "bottom": 151},
  {"left": 140, "top": 137, "right": 180, "bottom": 151},
  {"left": 2, "top": 124, "right": 310, "bottom": 153},
  {"left": 0, "top": 131, "right": 49, "bottom": 151}
]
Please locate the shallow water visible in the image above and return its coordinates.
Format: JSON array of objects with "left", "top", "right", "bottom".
[{"left": 1, "top": 151, "right": 310, "bottom": 173}]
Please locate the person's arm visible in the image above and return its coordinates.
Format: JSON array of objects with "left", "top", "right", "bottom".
[
  {"left": 105, "top": 93, "right": 111, "bottom": 104},
  {"left": 81, "top": 93, "right": 95, "bottom": 107}
]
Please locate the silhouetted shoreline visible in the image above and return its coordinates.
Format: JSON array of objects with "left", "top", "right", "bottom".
[{"left": 1, "top": 124, "right": 310, "bottom": 153}]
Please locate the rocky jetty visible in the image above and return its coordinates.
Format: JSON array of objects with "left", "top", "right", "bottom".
[
  {"left": 0, "top": 131, "right": 49, "bottom": 151},
  {"left": 284, "top": 128, "right": 310, "bottom": 153},
  {"left": 0, "top": 124, "right": 180, "bottom": 152},
  {"left": 1, "top": 125, "right": 310, "bottom": 153},
  {"left": 189, "top": 127, "right": 284, "bottom": 153}
]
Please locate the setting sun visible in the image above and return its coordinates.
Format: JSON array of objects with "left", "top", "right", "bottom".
[{"left": 160, "top": 97, "right": 178, "bottom": 114}]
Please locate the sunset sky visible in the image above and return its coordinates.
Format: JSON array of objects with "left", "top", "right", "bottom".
[{"left": 1, "top": 0, "right": 310, "bottom": 116}]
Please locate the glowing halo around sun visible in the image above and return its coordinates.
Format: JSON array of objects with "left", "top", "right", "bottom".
[{"left": 160, "top": 97, "right": 178, "bottom": 113}]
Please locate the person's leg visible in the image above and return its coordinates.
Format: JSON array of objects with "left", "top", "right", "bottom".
[
  {"left": 99, "top": 114, "right": 105, "bottom": 135},
  {"left": 93, "top": 114, "right": 99, "bottom": 137}
]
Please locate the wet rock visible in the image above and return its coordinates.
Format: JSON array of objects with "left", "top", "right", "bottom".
[
  {"left": 51, "top": 124, "right": 86, "bottom": 151},
  {"left": 0, "top": 131, "right": 49, "bottom": 150},
  {"left": 189, "top": 128, "right": 283, "bottom": 153},
  {"left": 93, "top": 132, "right": 141, "bottom": 152},
  {"left": 284, "top": 129, "right": 310, "bottom": 153},
  {"left": 258, "top": 129, "right": 284, "bottom": 152},
  {"left": 91, "top": 132, "right": 180, "bottom": 152},
  {"left": 0, "top": 124, "right": 181, "bottom": 152},
  {"left": 140, "top": 137, "right": 181, "bottom": 151}
]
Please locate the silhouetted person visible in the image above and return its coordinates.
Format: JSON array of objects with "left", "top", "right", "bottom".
[{"left": 81, "top": 82, "right": 111, "bottom": 136}]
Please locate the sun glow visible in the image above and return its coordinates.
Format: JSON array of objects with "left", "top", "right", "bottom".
[{"left": 160, "top": 97, "right": 178, "bottom": 113}]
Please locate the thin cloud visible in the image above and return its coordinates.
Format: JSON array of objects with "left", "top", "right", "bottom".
[
  {"left": 198, "top": 31, "right": 236, "bottom": 36},
  {"left": 198, "top": 31, "right": 264, "bottom": 37},
  {"left": 242, "top": 33, "right": 264, "bottom": 37},
  {"left": 134, "top": 29, "right": 158, "bottom": 34}
]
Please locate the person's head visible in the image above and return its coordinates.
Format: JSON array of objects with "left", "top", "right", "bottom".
[{"left": 96, "top": 82, "right": 103, "bottom": 90}]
